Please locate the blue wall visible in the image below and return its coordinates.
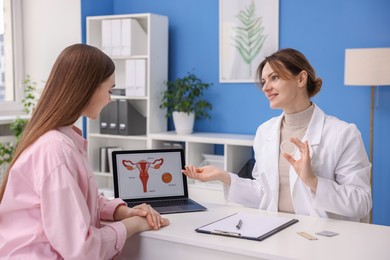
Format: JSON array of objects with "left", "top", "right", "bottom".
[{"left": 81, "top": 0, "right": 390, "bottom": 225}]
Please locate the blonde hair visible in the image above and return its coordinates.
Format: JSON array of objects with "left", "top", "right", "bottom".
[
  {"left": 0, "top": 44, "right": 115, "bottom": 202},
  {"left": 257, "top": 48, "right": 322, "bottom": 97}
]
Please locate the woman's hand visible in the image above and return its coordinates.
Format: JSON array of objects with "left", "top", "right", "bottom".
[
  {"left": 182, "top": 165, "right": 231, "bottom": 186},
  {"left": 283, "top": 137, "right": 318, "bottom": 193},
  {"left": 114, "top": 203, "right": 168, "bottom": 230},
  {"left": 121, "top": 215, "right": 170, "bottom": 239}
]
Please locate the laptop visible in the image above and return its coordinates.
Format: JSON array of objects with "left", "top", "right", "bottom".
[{"left": 112, "top": 148, "right": 207, "bottom": 214}]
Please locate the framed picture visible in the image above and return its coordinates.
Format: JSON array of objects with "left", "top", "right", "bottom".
[{"left": 219, "top": 0, "right": 279, "bottom": 83}]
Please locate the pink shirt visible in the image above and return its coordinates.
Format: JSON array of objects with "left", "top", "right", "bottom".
[{"left": 0, "top": 126, "right": 127, "bottom": 259}]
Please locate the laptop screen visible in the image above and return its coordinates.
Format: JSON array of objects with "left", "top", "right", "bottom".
[{"left": 112, "top": 149, "right": 188, "bottom": 201}]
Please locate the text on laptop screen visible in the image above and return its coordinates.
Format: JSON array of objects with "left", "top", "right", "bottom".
[{"left": 115, "top": 150, "right": 185, "bottom": 200}]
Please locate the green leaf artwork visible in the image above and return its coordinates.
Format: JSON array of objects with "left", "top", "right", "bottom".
[{"left": 232, "top": 0, "right": 267, "bottom": 77}]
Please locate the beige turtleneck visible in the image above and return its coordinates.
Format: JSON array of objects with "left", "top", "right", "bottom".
[{"left": 278, "top": 104, "right": 314, "bottom": 213}]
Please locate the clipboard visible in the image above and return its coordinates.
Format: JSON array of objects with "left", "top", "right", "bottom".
[{"left": 195, "top": 212, "right": 298, "bottom": 241}]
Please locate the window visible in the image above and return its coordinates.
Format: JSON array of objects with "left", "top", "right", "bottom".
[{"left": 0, "top": 0, "right": 24, "bottom": 115}]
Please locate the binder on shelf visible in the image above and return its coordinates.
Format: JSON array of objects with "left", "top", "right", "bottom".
[
  {"left": 100, "top": 146, "right": 120, "bottom": 173},
  {"left": 196, "top": 212, "right": 298, "bottom": 241},
  {"left": 125, "top": 59, "right": 136, "bottom": 96},
  {"left": 101, "top": 19, "right": 112, "bottom": 56},
  {"left": 100, "top": 99, "right": 118, "bottom": 135},
  {"left": 121, "top": 18, "right": 147, "bottom": 56},
  {"left": 111, "top": 19, "right": 122, "bottom": 57},
  {"left": 121, "top": 18, "right": 132, "bottom": 56},
  {"left": 118, "top": 99, "right": 146, "bottom": 135},
  {"left": 125, "top": 59, "right": 146, "bottom": 97},
  {"left": 160, "top": 142, "right": 184, "bottom": 149},
  {"left": 100, "top": 104, "right": 109, "bottom": 134},
  {"left": 107, "top": 147, "right": 122, "bottom": 175},
  {"left": 135, "top": 59, "right": 146, "bottom": 97},
  {"left": 99, "top": 147, "right": 108, "bottom": 172},
  {"left": 111, "top": 88, "right": 126, "bottom": 96}
]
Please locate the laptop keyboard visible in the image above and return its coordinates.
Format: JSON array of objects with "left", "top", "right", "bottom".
[{"left": 127, "top": 199, "right": 191, "bottom": 208}]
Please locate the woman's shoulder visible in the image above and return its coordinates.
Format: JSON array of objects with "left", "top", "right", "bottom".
[
  {"left": 11, "top": 129, "right": 77, "bottom": 185},
  {"left": 312, "top": 104, "right": 359, "bottom": 133},
  {"left": 323, "top": 113, "right": 359, "bottom": 133},
  {"left": 22, "top": 129, "right": 77, "bottom": 162},
  {"left": 36, "top": 129, "right": 75, "bottom": 149},
  {"left": 256, "top": 114, "right": 281, "bottom": 132}
]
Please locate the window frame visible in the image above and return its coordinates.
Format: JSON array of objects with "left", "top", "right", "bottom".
[{"left": 0, "top": 0, "right": 24, "bottom": 116}]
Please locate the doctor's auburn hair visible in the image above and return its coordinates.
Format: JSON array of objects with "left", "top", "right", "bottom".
[{"left": 256, "top": 48, "right": 322, "bottom": 98}]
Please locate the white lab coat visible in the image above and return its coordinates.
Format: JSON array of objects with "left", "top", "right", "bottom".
[{"left": 225, "top": 105, "right": 372, "bottom": 222}]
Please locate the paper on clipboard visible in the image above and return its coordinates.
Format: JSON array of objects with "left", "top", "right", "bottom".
[{"left": 195, "top": 212, "right": 298, "bottom": 241}]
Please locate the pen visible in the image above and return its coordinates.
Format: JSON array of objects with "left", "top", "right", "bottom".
[
  {"left": 236, "top": 219, "right": 243, "bottom": 230},
  {"left": 213, "top": 229, "right": 241, "bottom": 237}
]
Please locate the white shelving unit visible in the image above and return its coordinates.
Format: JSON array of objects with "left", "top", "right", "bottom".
[
  {"left": 148, "top": 131, "right": 255, "bottom": 204},
  {"left": 149, "top": 131, "right": 254, "bottom": 172},
  {"left": 85, "top": 13, "right": 255, "bottom": 204},
  {"left": 86, "top": 13, "right": 168, "bottom": 193}
]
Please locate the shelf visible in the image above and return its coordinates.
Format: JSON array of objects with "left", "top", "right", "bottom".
[
  {"left": 111, "top": 95, "right": 148, "bottom": 100},
  {"left": 149, "top": 131, "right": 254, "bottom": 174},
  {"left": 111, "top": 55, "right": 148, "bottom": 60},
  {"left": 88, "top": 133, "right": 148, "bottom": 140},
  {"left": 149, "top": 131, "right": 254, "bottom": 146},
  {"left": 94, "top": 171, "right": 112, "bottom": 177}
]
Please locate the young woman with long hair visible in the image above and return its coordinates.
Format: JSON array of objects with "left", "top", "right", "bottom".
[{"left": 0, "top": 44, "right": 169, "bottom": 259}]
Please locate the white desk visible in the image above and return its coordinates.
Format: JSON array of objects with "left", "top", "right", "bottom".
[{"left": 118, "top": 203, "right": 390, "bottom": 260}]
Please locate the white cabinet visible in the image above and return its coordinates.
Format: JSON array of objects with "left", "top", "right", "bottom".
[
  {"left": 86, "top": 13, "right": 168, "bottom": 193},
  {"left": 149, "top": 131, "right": 254, "bottom": 172},
  {"left": 149, "top": 131, "right": 255, "bottom": 204}
]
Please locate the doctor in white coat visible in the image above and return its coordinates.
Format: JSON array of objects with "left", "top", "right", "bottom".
[{"left": 183, "top": 48, "right": 372, "bottom": 222}]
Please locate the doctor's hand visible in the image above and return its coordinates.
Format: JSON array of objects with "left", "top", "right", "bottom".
[
  {"left": 283, "top": 137, "right": 318, "bottom": 193},
  {"left": 182, "top": 165, "right": 231, "bottom": 186}
]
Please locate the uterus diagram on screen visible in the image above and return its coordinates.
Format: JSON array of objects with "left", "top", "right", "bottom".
[{"left": 122, "top": 158, "right": 173, "bottom": 193}]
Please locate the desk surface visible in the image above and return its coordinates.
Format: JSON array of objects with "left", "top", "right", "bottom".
[{"left": 119, "top": 203, "right": 390, "bottom": 260}]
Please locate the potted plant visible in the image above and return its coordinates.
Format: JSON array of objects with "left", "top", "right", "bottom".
[{"left": 160, "top": 72, "right": 212, "bottom": 134}]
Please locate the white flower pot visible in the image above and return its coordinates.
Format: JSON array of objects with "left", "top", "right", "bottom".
[{"left": 172, "top": 111, "right": 195, "bottom": 134}]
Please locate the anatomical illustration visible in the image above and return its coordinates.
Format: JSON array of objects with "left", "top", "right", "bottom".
[{"left": 122, "top": 158, "right": 172, "bottom": 192}]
